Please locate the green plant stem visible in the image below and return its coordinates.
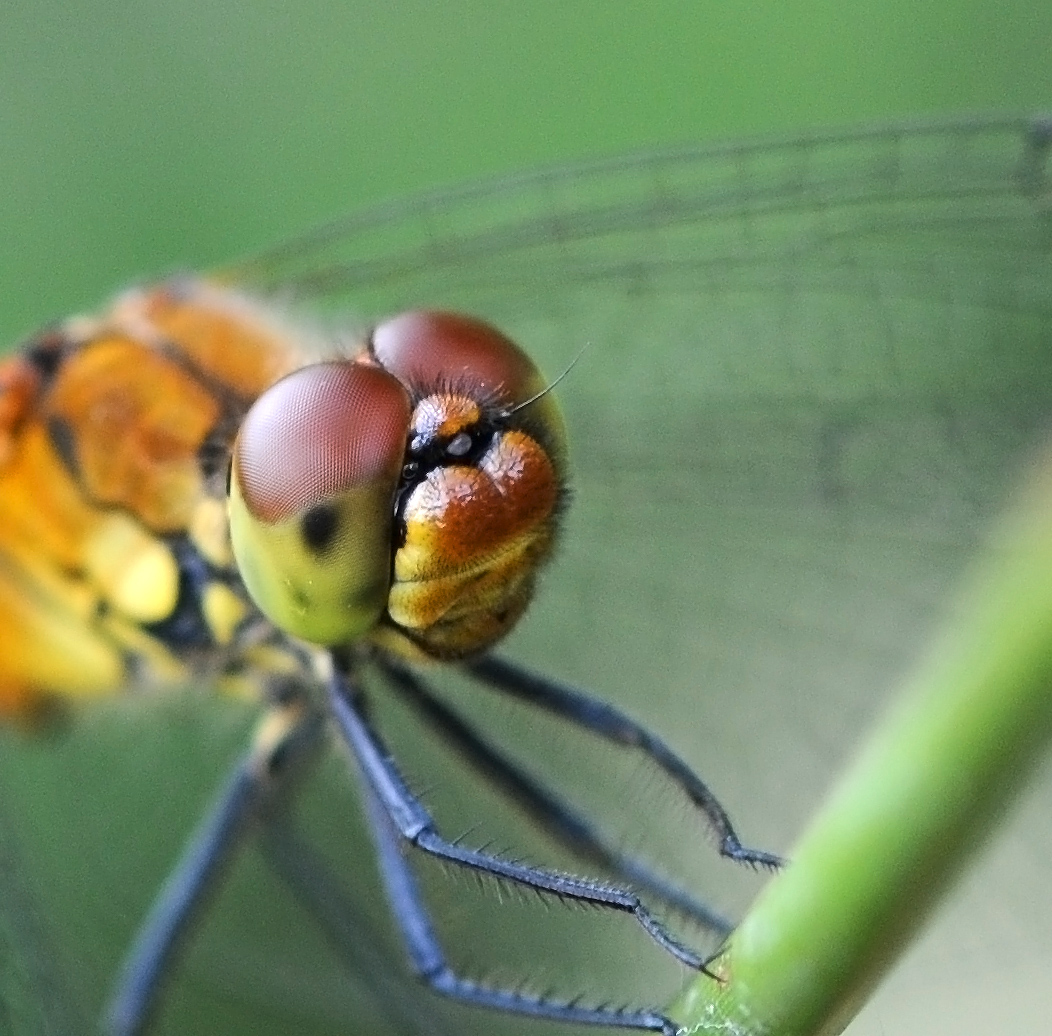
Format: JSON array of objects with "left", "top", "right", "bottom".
[{"left": 674, "top": 452, "right": 1052, "bottom": 1036}]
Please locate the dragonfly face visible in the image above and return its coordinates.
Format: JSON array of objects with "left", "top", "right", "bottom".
[
  {"left": 230, "top": 307, "right": 567, "bottom": 656},
  {"left": 0, "top": 113, "right": 1049, "bottom": 1036}
]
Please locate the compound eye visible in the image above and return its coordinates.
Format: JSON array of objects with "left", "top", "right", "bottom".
[
  {"left": 235, "top": 363, "right": 410, "bottom": 522},
  {"left": 229, "top": 362, "right": 411, "bottom": 645},
  {"left": 372, "top": 311, "right": 547, "bottom": 408}
]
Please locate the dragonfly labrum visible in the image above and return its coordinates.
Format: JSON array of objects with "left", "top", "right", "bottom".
[{"left": 0, "top": 111, "right": 1050, "bottom": 1036}]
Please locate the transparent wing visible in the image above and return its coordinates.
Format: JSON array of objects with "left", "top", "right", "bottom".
[
  {"left": 228, "top": 113, "right": 1050, "bottom": 320},
  {"left": 0, "top": 782, "right": 88, "bottom": 1036},
  {"left": 226, "top": 110, "right": 1052, "bottom": 828},
  {"left": 224, "top": 111, "right": 1052, "bottom": 1034},
  {"left": 2, "top": 113, "right": 1050, "bottom": 1036}
]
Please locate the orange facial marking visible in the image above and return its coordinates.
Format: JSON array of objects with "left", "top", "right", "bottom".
[
  {"left": 388, "top": 428, "right": 559, "bottom": 656},
  {"left": 398, "top": 430, "right": 557, "bottom": 577},
  {"left": 411, "top": 394, "right": 481, "bottom": 442}
]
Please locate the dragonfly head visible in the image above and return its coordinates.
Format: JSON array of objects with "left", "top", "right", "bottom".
[{"left": 228, "top": 311, "right": 567, "bottom": 656}]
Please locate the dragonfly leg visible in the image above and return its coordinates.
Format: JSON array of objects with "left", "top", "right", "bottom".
[
  {"left": 376, "top": 655, "right": 733, "bottom": 936},
  {"left": 464, "top": 654, "right": 785, "bottom": 870},
  {"left": 357, "top": 757, "right": 678, "bottom": 1035},
  {"left": 104, "top": 700, "right": 326, "bottom": 1036},
  {"left": 328, "top": 670, "right": 713, "bottom": 974}
]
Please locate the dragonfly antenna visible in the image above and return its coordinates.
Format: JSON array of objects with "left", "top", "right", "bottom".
[{"left": 505, "top": 344, "right": 588, "bottom": 416}]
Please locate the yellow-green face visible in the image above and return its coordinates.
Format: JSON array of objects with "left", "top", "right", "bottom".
[{"left": 228, "top": 311, "right": 567, "bottom": 656}]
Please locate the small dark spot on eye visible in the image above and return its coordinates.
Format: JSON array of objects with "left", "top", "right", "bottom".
[{"left": 301, "top": 504, "right": 339, "bottom": 554}]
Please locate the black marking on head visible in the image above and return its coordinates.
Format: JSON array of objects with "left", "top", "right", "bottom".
[
  {"left": 301, "top": 504, "right": 340, "bottom": 555},
  {"left": 405, "top": 419, "right": 499, "bottom": 469}
]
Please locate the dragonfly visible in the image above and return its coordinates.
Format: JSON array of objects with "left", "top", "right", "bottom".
[{"left": 0, "top": 111, "right": 1050, "bottom": 1036}]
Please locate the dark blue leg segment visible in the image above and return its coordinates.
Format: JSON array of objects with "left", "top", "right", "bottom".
[
  {"left": 377, "top": 656, "right": 733, "bottom": 936},
  {"left": 105, "top": 759, "right": 260, "bottom": 1036},
  {"left": 104, "top": 705, "right": 325, "bottom": 1036},
  {"left": 465, "top": 654, "right": 785, "bottom": 870},
  {"left": 359, "top": 762, "right": 678, "bottom": 1034},
  {"left": 328, "top": 671, "right": 710, "bottom": 972}
]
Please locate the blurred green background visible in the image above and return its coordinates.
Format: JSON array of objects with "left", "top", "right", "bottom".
[
  {"left": 0, "top": 3, "right": 1050, "bottom": 1036},
  {"left": 1, "top": 0, "right": 1048, "bottom": 341}
]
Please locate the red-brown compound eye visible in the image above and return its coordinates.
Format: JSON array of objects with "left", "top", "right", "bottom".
[
  {"left": 372, "top": 311, "right": 546, "bottom": 408},
  {"left": 228, "top": 362, "right": 412, "bottom": 646},
  {"left": 234, "top": 363, "right": 410, "bottom": 523}
]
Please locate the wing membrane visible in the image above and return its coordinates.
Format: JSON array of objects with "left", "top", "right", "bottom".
[
  {"left": 1, "top": 112, "right": 1050, "bottom": 1034},
  {"left": 223, "top": 116, "right": 1052, "bottom": 820},
  {"left": 228, "top": 114, "right": 1050, "bottom": 320}
]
